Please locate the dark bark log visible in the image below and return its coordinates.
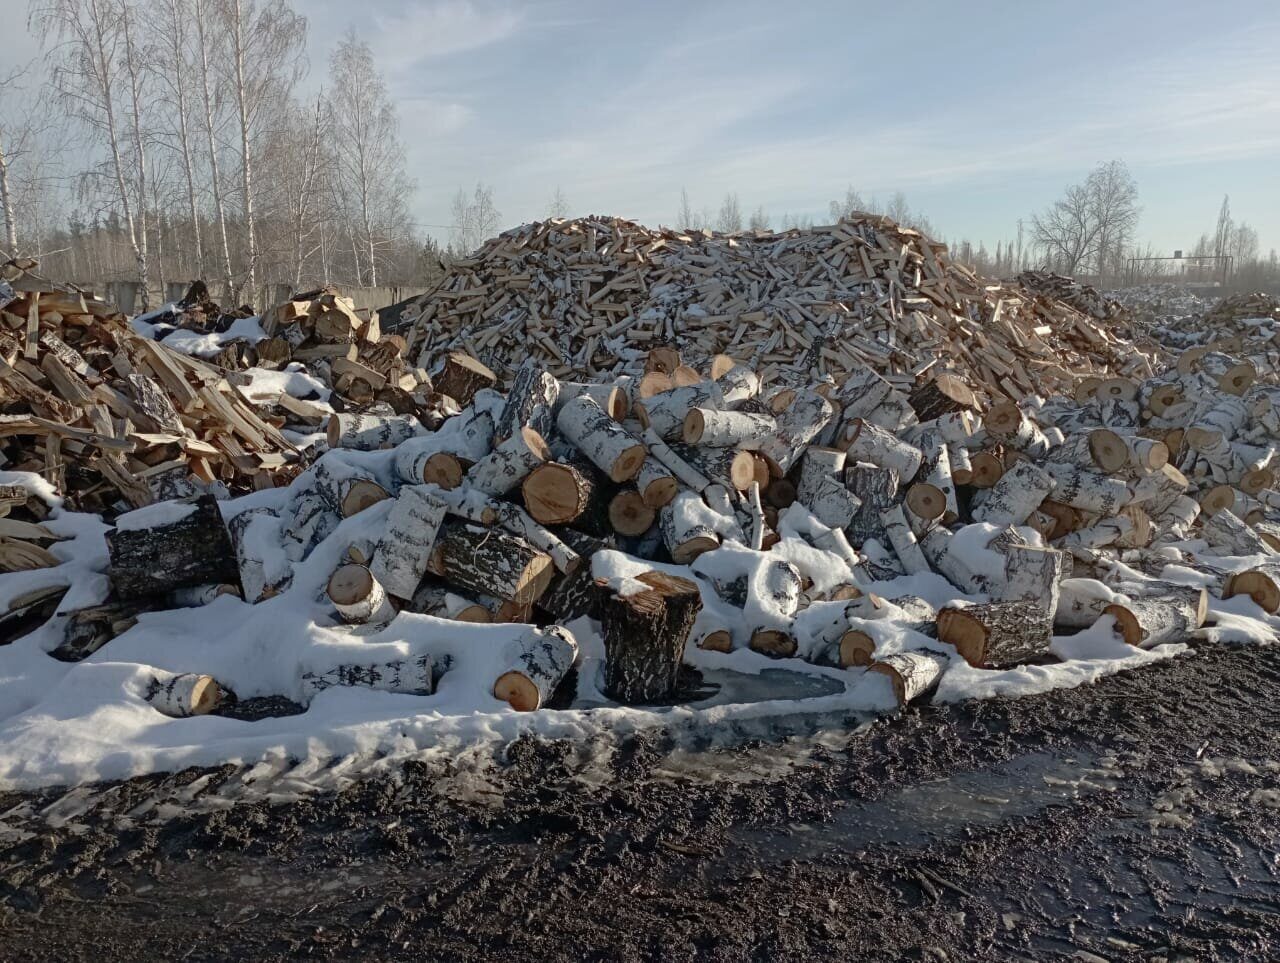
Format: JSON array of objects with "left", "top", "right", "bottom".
[
  {"left": 433, "top": 351, "right": 497, "bottom": 406},
  {"left": 537, "top": 529, "right": 614, "bottom": 622},
  {"left": 908, "top": 372, "right": 977, "bottom": 421},
  {"left": 107, "top": 495, "right": 240, "bottom": 600},
  {"left": 427, "top": 519, "right": 555, "bottom": 605},
  {"left": 937, "top": 599, "right": 1053, "bottom": 668},
  {"left": 844, "top": 462, "right": 900, "bottom": 546},
  {"left": 494, "top": 361, "right": 560, "bottom": 444},
  {"left": 596, "top": 570, "right": 702, "bottom": 703}
]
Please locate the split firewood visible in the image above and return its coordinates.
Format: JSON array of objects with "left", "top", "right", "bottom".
[
  {"left": 597, "top": 571, "right": 702, "bottom": 703},
  {"left": 493, "top": 625, "right": 578, "bottom": 711}
]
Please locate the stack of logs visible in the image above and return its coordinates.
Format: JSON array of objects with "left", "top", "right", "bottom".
[
  {"left": 402, "top": 214, "right": 1154, "bottom": 404},
  {"left": 1015, "top": 270, "right": 1124, "bottom": 321},
  {"left": 54, "top": 327, "right": 1280, "bottom": 720},
  {"left": 0, "top": 260, "right": 302, "bottom": 517}
]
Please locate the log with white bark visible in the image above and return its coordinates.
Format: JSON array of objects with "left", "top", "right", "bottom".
[
  {"left": 327, "top": 563, "right": 397, "bottom": 624},
  {"left": 1197, "top": 351, "right": 1256, "bottom": 396},
  {"left": 228, "top": 507, "right": 293, "bottom": 602},
  {"left": 796, "top": 447, "right": 862, "bottom": 530},
  {"left": 167, "top": 583, "right": 239, "bottom": 608},
  {"left": 303, "top": 654, "right": 434, "bottom": 700},
  {"left": 1097, "top": 397, "right": 1139, "bottom": 429},
  {"left": 597, "top": 571, "right": 702, "bottom": 703},
  {"left": 845, "top": 462, "right": 900, "bottom": 546},
  {"left": 1057, "top": 516, "right": 1133, "bottom": 552},
  {"left": 838, "top": 595, "right": 939, "bottom": 667},
  {"left": 1054, "top": 578, "right": 1120, "bottom": 629},
  {"left": 908, "top": 372, "right": 978, "bottom": 421},
  {"left": 682, "top": 407, "right": 777, "bottom": 447},
  {"left": 1105, "top": 587, "right": 1207, "bottom": 647},
  {"left": 937, "top": 599, "right": 1054, "bottom": 667},
  {"left": 406, "top": 583, "right": 493, "bottom": 622},
  {"left": 985, "top": 401, "right": 1052, "bottom": 457},
  {"left": 1041, "top": 462, "right": 1130, "bottom": 515},
  {"left": 704, "top": 484, "right": 747, "bottom": 544},
  {"left": 281, "top": 490, "right": 339, "bottom": 562},
  {"left": 868, "top": 651, "right": 950, "bottom": 706},
  {"left": 747, "top": 558, "right": 803, "bottom": 657},
  {"left": 370, "top": 485, "right": 449, "bottom": 600},
  {"left": 811, "top": 525, "right": 861, "bottom": 571},
  {"left": 433, "top": 351, "right": 497, "bottom": 406},
  {"left": 968, "top": 449, "right": 1005, "bottom": 488},
  {"left": 640, "top": 427, "right": 713, "bottom": 492},
  {"left": 994, "top": 544, "right": 1065, "bottom": 604},
  {"left": 427, "top": 520, "right": 555, "bottom": 605},
  {"left": 495, "top": 362, "right": 560, "bottom": 444},
  {"left": 1151, "top": 494, "right": 1199, "bottom": 539},
  {"left": 839, "top": 364, "right": 895, "bottom": 420},
  {"left": 748, "top": 481, "right": 766, "bottom": 551},
  {"left": 659, "top": 490, "right": 721, "bottom": 563},
  {"left": 466, "top": 426, "right": 551, "bottom": 496},
  {"left": 393, "top": 408, "right": 494, "bottom": 486},
  {"left": 1088, "top": 428, "right": 1168, "bottom": 474},
  {"left": 312, "top": 459, "right": 391, "bottom": 518},
  {"left": 636, "top": 381, "right": 726, "bottom": 440},
  {"left": 107, "top": 496, "right": 241, "bottom": 600},
  {"left": 713, "top": 359, "right": 762, "bottom": 405},
  {"left": 1129, "top": 463, "right": 1190, "bottom": 516},
  {"left": 970, "top": 460, "right": 1056, "bottom": 527},
  {"left": 145, "top": 669, "right": 226, "bottom": 717},
  {"left": 670, "top": 442, "right": 757, "bottom": 492},
  {"left": 879, "top": 504, "right": 930, "bottom": 575},
  {"left": 844, "top": 419, "right": 923, "bottom": 480},
  {"left": 493, "top": 625, "right": 578, "bottom": 711},
  {"left": 433, "top": 489, "right": 582, "bottom": 575},
  {"left": 1201, "top": 509, "right": 1275, "bottom": 557},
  {"left": 757, "top": 389, "right": 835, "bottom": 474},
  {"left": 327, "top": 411, "right": 423, "bottom": 451},
  {"left": 948, "top": 443, "right": 974, "bottom": 486},
  {"left": 635, "top": 455, "right": 679, "bottom": 507},
  {"left": 556, "top": 395, "right": 647, "bottom": 482},
  {"left": 919, "top": 525, "right": 989, "bottom": 594},
  {"left": 909, "top": 430, "right": 958, "bottom": 523}
]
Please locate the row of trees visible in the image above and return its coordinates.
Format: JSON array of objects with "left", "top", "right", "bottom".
[{"left": 0, "top": 0, "right": 427, "bottom": 309}]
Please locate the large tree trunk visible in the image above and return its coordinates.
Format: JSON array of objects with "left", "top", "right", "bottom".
[
  {"left": 107, "top": 495, "right": 240, "bottom": 600},
  {"left": 597, "top": 571, "right": 701, "bottom": 703}
]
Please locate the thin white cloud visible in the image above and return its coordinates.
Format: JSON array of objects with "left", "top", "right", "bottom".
[{"left": 364, "top": 1, "right": 525, "bottom": 74}]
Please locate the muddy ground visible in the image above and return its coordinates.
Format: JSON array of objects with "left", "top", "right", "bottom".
[{"left": 2, "top": 642, "right": 1279, "bottom": 961}]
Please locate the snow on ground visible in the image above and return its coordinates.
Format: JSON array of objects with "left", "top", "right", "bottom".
[{"left": 0, "top": 438, "right": 1276, "bottom": 790}]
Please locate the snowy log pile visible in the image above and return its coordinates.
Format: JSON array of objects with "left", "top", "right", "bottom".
[
  {"left": 401, "top": 214, "right": 1152, "bottom": 403},
  {"left": 0, "top": 260, "right": 302, "bottom": 516}
]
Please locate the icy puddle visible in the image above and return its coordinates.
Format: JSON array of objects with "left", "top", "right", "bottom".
[{"left": 728, "top": 750, "right": 1124, "bottom": 862}]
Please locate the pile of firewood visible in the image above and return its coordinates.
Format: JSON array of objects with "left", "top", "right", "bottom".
[
  {"left": 1015, "top": 270, "right": 1123, "bottom": 321},
  {"left": 0, "top": 260, "right": 302, "bottom": 516},
  {"left": 46, "top": 329, "right": 1280, "bottom": 720},
  {"left": 1206, "top": 291, "right": 1280, "bottom": 327},
  {"left": 402, "top": 215, "right": 1155, "bottom": 405}
]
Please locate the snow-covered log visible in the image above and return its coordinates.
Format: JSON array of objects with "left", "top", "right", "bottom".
[
  {"left": 427, "top": 520, "right": 555, "bottom": 605},
  {"left": 659, "top": 490, "right": 721, "bottom": 563},
  {"left": 1054, "top": 578, "right": 1119, "bottom": 629},
  {"left": 1105, "top": 587, "right": 1207, "bottom": 647},
  {"left": 229, "top": 507, "right": 293, "bottom": 602},
  {"left": 493, "top": 625, "right": 578, "bottom": 711},
  {"left": 1223, "top": 566, "right": 1280, "bottom": 614},
  {"left": 880, "top": 504, "right": 930, "bottom": 575},
  {"left": 327, "top": 411, "right": 422, "bottom": 451},
  {"left": 303, "top": 655, "right": 434, "bottom": 700},
  {"left": 107, "top": 496, "right": 240, "bottom": 600},
  {"left": 313, "top": 459, "right": 390, "bottom": 518},
  {"left": 747, "top": 558, "right": 803, "bottom": 657}
]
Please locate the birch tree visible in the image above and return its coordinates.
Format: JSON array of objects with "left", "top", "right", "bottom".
[
  {"left": 194, "top": 0, "right": 235, "bottom": 294},
  {"left": 328, "top": 33, "right": 411, "bottom": 287},
  {"left": 449, "top": 184, "right": 500, "bottom": 255},
  {"left": 153, "top": 0, "right": 204, "bottom": 277},
  {"left": 715, "top": 193, "right": 742, "bottom": 233}
]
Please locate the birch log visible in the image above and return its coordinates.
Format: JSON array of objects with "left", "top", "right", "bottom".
[
  {"left": 635, "top": 455, "right": 679, "bottom": 507},
  {"left": 609, "top": 489, "right": 657, "bottom": 537},
  {"left": 970, "top": 460, "right": 1056, "bottom": 526},
  {"left": 844, "top": 420, "right": 923, "bottom": 480},
  {"left": 466, "top": 426, "right": 551, "bottom": 496},
  {"left": 229, "top": 507, "right": 293, "bottom": 602},
  {"left": 845, "top": 463, "right": 900, "bottom": 546},
  {"left": 427, "top": 521, "right": 555, "bottom": 605},
  {"left": 327, "top": 412, "right": 422, "bottom": 451},
  {"left": 493, "top": 625, "right": 578, "bottom": 711},
  {"left": 636, "top": 381, "right": 726, "bottom": 440},
  {"left": 671, "top": 443, "right": 757, "bottom": 492},
  {"left": 757, "top": 390, "right": 835, "bottom": 474},
  {"left": 868, "top": 651, "right": 949, "bottom": 706},
  {"left": 986, "top": 402, "right": 1052, "bottom": 457},
  {"left": 1223, "top": 566, "right": 1280, "bottom": 613},
  {"left": 937, "top": 599, "right": 1053, "bottom": 667},
  {"left": 1042, "top": 463, "right": 1131, "bottom": 515},
  {"left": 1054, "top": 578, "right": 1120, "bottom": 629},
  {"left": 641, "top": 427, "right": 713, "bottom": 492},
  {"left": 747, "top": 558, "right": 803, "bottom": 657},
  {"left": 433, "top": 351, "right": 497, "bottom": 406},
  {"left": 682, "top": 407, "right": 777, "bottom": 447},
  {"left": 1201, "top": 509, "right": 1275, "bottom": 557},
  {"left": 660, "top": 491, "right": 721, "bottom": 563},
  {"left": 494, "top": 362, "right": 560, "bottom": 444},
  {"left": 146, "top": 670, "right": 225, "bottom": 718},
  {"left": 556, "top": 381, "right": 628, "bottom": 420},
  {"left": 1105, "top": 587, "right": 1207, "bottom": 647},
  {"left": 880, "top": 504, "right": 930, "bottom": 575},
  {"left": 303, "top": 655, "right": 434, "bottom": 700},
  {"left": 312, "top": 459, "right": 391, "bottom": 518},
  {"left": 557, "top": 395, "right": 647, "bottom": 482},
  {"left": 370, "top": 485, "right": 449, "bottom": 600},
  {"left": 327, "top": 564, "right": 397, "bottom": 624}
]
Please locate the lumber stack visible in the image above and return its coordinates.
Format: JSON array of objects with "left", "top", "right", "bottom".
[
  {"left": 0, "top": 259, "right": 302, "bottom": 516},
  {"left": 402, "top": 214, "right": 1155, "bottom": 404}
]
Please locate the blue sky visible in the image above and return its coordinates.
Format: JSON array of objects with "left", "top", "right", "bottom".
[{"left": 6, "top": 0, "right": 1280, "bottom": 252}]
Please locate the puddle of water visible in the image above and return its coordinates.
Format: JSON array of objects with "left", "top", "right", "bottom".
[{"left": 728, "top": 750, "right": 1122, "bottom": 862}]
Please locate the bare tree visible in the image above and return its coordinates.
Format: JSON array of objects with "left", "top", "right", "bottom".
[
  {"left": 676, "top": 187, "right": 701, "bottom": 230},
  {"left": 449, "top": 184, "right": 500, "bottom": 255},
  {"left": 1031, "top": 160, "right": 1139, "bottom": 280},
  {"left": 153, "top": 0, "right": 204, "bottom": 277},
  {"left": 38, "top": 0, "right": 153, "bottom": 304},
  {"left": 747, "top": 205, "right": 769, "bottom": 231},
  {"left": 828, "top": 186, "right": 866, "bottom": 223},
  {"left": 194, "top": 0, "right": 234, "bottom": 294},
  {"left": 219, "top": 0, "right": 307, "bottom": 297},
  {"left": 547, "top": 186, "right": 570, "bottom": 219},
  {"left": 0, "top": 66, "right": 39, "bottom": 255},
  {"left": 328, "top": 33, "right": 411, "bottom": 287},
  {"left": 715, "top": 193, "right": 742, "bottom": 233}
]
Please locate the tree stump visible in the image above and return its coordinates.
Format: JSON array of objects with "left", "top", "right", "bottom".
[{"left": 597, "top": 571, "right": 702, "bottom": 704}]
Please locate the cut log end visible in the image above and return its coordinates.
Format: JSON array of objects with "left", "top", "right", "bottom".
[
  {"left": 327, "top": 563, "right": 375, "bottom": 607},
  {"left": 640, "top": 474, "right": 679, "bottom": 508},
  {"left": 672, "top": 535, "right": 719, "bottom": 565},
  {"left": 422, "top": 452, "right": 466, "bottom": 489},
  {"left": 1224, "top": 570, "right": 1280, "bottom": 614},
  {"left": 341, "top": 480, "right": 390, "bottom": 517},
  {"left": 697, "top": 629, "right": 733, "bottom": 652},
  {"left": 969, "top": 452, "right": 1004, "bottom": 488},
  {"left": 838, "top": 630, "right": 874, "bottom": 668},
  {"left": 610, "top": 444, "right": 648, "bottom": 483},
  {"left": 905, "top": 483, "right": 946, "bottom": 523},
  {"left": 1088, "top": 428, "right": 1128, "bottom": 474},
  {"left": 493, "top": 670, "right": 540, "bottom": 712},
  {"left": 609, "top": 490, "right": 656, "bottom": 536},
  {"left": 1104, "top": 603, "right": 1144, "bottom": 647},
  {"left": 935, "top": 608, "right": 987, "bottom": 666},
  {"left": 749, "top": 628, "right": 797, "bottom": 658}
]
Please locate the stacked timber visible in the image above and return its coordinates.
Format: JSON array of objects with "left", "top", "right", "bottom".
[{"left": 402, "top": 214, "right": 1154, "bottom": 403}]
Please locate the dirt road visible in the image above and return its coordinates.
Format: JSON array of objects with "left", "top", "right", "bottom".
[{"left": 3, "top": 642, "right": 1279, "bottom": 961}]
